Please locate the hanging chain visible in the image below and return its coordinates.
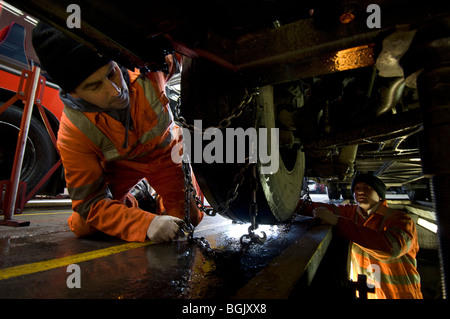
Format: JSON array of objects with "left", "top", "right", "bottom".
[
  {"left": 295, "top": 176, "right": 323, "bottom": 229},
  {"left": 174, "top": 89, "right": 258, "bottom": 134},
  {"left": 239, "top": 95, "right": 266, "bottom": 252},
  {"left": 239, "top": 163, "right": 267, "bottom": 254},
  {"left": 177, "top": 88, "right": 269, "bottom": 257},
  {"left": 181, "top": 153, "right": 254, "bottom": 257},
  {"left": 302, "top": 177, "right": 313, "bottom": 207},
  {"left": 181, "top": 154, "right": 217, "bottom": 256},
  {"left": 182, "top": 154, "right": 194, "bottom": 239}
]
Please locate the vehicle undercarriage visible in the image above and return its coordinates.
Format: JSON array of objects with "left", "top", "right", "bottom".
[{"left": 8, "top": 0, "right": 450, "bottom": 296}]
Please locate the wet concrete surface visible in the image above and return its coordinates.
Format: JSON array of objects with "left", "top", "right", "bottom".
[
  {"left": 1, "top": 194, "right": 439, "bottom": 300},
  {"left": 0, "top": 205, "right": 331, "bottom": 299}
]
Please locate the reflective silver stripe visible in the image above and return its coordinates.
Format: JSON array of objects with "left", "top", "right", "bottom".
[
  {"left": 378, "top": 206, "right": 412, "bottom": 258},
  {"left": 358, "top": 265, "right": 421, "bottom": 286},
  {"left": 64, "top": 75, "right": 172, "bottom": 161},
  {"left": 385, "top": 231, "right": 402, "bottom": 258},
  {"left": 136, "top": 76, "right": 173, "bottom": 145},
  {"left": 75, "top": 187, "right": 113, "bottom": 219},
  {"left": 63, "top": 106, "right": 122, "bottom": 161},
  {"left": 351, "top": 246, "right": 421, "bottom": 286},
  {"left": 155, "top": 123, "right": 174, "bottom": 149},
  {"left": 67, "top": 175, "right": 112, "bottom": 218},
  {"left": 379, "top": 271, "right": 421, "bottom": 286},
  {"left": 387, "top": 227, "right": 412, "bottom": 258},
  {"left": 127, "top": 124, "right": 174, "bottom": 160},
  {"left": 67, "top": 175, "right": 105, "bottom": 200}
]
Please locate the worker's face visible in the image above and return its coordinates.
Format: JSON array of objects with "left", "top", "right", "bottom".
[
  {"left": 70, "top": 61, "right": 129, "bottom": 110},
  {"left": 353, "top": 182, "right": 382, "bottom": 211}
]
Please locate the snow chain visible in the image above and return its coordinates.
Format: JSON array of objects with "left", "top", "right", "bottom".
[
  {"left": 296, "top": 177, "right": 322, "bottom": 229},
  {"left": 177, "top": 89, "right": 267, "bottom": 258},
  {"left": 175, "top": 89, "right": 258, "bottom": 134}
]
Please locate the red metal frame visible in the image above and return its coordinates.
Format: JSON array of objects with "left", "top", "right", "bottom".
[
  {"left": 0, "top": 66, "right": 62, "bottom": 227},
  {"left": 0, "top": 69, "right": 65, "bottom": 121}
]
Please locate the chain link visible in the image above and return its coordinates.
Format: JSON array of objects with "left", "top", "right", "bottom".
[
  {"left": 177, "top": 88, "right": 269, "bottom": 257},
  {"left": 240, "top": 163, "right": 267, "bottom": 248},
  {"left": 295, "top": 176, "right": 323, "bottom": 230},
  {"left": 181, "top": 155, "right": 252, "bottom": 233},
  {"left": 175, "top": 89, "right": 259, "bottom": 134},
  {"left": 239, "top": 98, "right": 267, "bottom": 250},
  {"left": 303, "top": 178, "right": 313, "bottom": 207}
]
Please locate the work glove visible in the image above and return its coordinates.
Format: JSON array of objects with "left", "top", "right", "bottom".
[
  {"left": 147, "top": 215, "right": 186, "bottom": 243},
  {"left": 313, "top": 207, "right": 338, "bottom": 226}
]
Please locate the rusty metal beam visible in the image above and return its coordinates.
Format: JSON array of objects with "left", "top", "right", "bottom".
[
  {"left": 303, "top": 108, "right": 423, "bottom": 149},
  {"left": 8, "top": 0, "right": 450, "bottom": 85}
]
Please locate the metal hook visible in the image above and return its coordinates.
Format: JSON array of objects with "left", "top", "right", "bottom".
[{"left": 248, "top": 226, "right": 267, "bottom": 244}]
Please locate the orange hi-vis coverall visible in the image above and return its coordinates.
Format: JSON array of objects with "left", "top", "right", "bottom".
[
  {"left": 301, "top": 200, "right": 422, "bottom": 299},
  {"left": 58, "top": 63, "right": 203, "bottom": 242}
]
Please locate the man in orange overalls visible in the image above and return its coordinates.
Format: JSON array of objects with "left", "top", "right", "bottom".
[
  {"left": 304, "top": 173, "right": 422, "bottom": 299},
  {"left": 31, "top": 23, "right": 203, "bottom": 243}
]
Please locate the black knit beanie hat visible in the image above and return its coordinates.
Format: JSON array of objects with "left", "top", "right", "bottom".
[
  {"left": 31, "top": 22, "right": 111, "bottom": 92},
  {"left": 351, "top": 173, "right": 387, "bottom": 200}
]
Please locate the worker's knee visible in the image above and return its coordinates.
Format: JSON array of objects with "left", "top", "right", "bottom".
[{"left": 68, "top": 212, "right": 98, "bottom": 238}]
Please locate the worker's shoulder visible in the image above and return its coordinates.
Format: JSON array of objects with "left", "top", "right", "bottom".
[
  {"left": 380, "top": 204, "right": 413, "bottom": 222},
  {"left": 58, "top": 109, "right": 81, "bottom": 134}
]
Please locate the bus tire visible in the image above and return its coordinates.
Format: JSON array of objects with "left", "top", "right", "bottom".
[{"left": 0, "top": 104, "right": 56, "bottom": 195}]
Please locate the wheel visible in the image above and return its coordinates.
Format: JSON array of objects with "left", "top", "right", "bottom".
[
  {"left": 256, "top": 85, "right": 305, "bottom": 222},
  {"left": 0, "top": 104, "right": 56, "bottom": 195},
  {"left": 327, "top": 183, "right": 341, "bottom": 200},
  {"left": 340, "top": 184, "right": 353, "bottom": 200},
  {"left": 181, "top": 58, "right": 304, "bottom": 224}
]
